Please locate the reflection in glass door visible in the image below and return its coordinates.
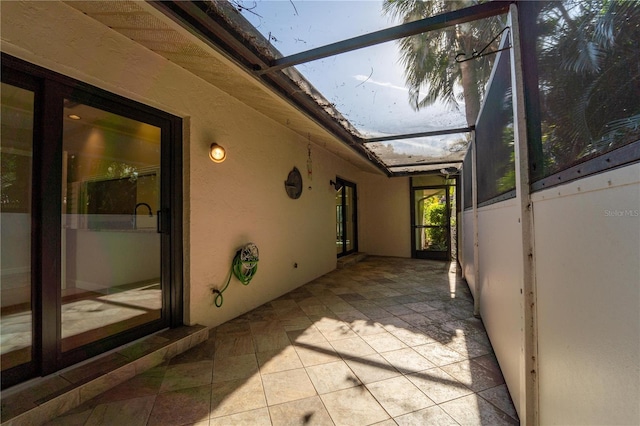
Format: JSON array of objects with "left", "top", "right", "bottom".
[
  {"left": 412, "top": 187, "right": 451, "bottom": 260},
  {"left": 1, "top": 82, "right": 35, "bottom": 380},
  {"left": 1, "top": 56, "right": 182, "bottom": 388},
  {"left": 61, "top": 102, "right": 162, "bottom": 352},
  {"left": 335, "top": 178, "right": 357, "bottom": 257}
]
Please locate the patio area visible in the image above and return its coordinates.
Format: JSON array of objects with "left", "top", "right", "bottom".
[{"left": 45, "top": 257, "right": 517, "bottom": 425}]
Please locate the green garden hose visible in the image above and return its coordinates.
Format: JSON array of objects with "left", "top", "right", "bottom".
[{"left": 212, "top": 243, "right": 259, "bottom": 307}]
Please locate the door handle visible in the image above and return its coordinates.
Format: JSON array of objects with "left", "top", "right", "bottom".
[{"left": 157, "top": 209, "right": 171, "bottom": 234}]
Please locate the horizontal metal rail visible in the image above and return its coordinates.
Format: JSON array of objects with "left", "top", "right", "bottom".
[
  {"left": 259, "top": 1, "right": 511, "bottom": 73},
  {"left": 363, "top": 127, "right": 472, "bottom": 143}
]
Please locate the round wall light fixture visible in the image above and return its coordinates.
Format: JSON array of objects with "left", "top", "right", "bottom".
[{"left": 209, "top": 143, "right": 226, "bottom": 163}]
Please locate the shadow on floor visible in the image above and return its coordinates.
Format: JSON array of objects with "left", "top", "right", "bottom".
[{"left": 45, "top": 256, "right": 518, "bottom": 426}]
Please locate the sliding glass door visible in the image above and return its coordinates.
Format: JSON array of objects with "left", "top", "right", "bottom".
[
  {"left": 60, "top": 102, "right": 163, "bottom": 352},
  {"left": 1, "top": 55, "right": 182, "bottom": 388},
  {"left": 1, "top": 82, "right": 36, "bottom": 379},
  {"left": 335, "top": 178, "right": 358, "bottom": 257}
]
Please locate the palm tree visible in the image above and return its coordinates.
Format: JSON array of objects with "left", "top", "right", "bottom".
[
  {"left": 533, "top": 0, "right": 640, "bottom": 172},
  {"left": 382, "top": 0, "right": 506, "bottom": 126}
]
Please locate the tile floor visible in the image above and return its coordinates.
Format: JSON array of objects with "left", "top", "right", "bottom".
[{"left": 45, "top": 257, "right": 518, "bottom": 426}]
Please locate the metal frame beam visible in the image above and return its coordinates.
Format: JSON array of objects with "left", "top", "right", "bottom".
[
  {"left": 363, "top": 127, "right": 472, "bottom": 143},
  {"left": 385, "top": 160, "right": 463, "bottom": 168},
  {"left": 260, "top": 1, "right": 511, "bottom": 73}
]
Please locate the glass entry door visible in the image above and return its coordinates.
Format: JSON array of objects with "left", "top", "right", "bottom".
[
  {"left": 335, "top": 178, "right": 357, "bottom": 257},
  {"left": 411, "top": 187, "right": 451, "bottom": 260}
]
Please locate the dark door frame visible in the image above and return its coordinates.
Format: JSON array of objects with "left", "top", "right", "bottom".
[
  {"left": 335, "top": 177, "right": 358, "bottom": 258},
  {"left": 1, "top": 54, "right": 183, "bottom": 388},
  {"left": 410, "top": 179, "right": 456, "bottom": 261}
]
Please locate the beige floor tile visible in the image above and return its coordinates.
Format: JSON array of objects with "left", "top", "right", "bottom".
[
  {"left": 214, "top": 320, "right": 251, "bottom": 337},
  {"left": 398, "top": 313, "right": 433, "bottom": 329},
  {"left": 306, "top": 360, "right": 360, "bottom": 394},
  {"left": 43, "top": 409, "right": 93, "bottom": 426},
  {"left": 293, "top": 340, "right": 341, "bottom": 366},
  {"left": 261, "top": 368, "right": 317, "bottom": 406},
  {"left": 314, "top": 318, "right": 358, "bottom": 341},
  {"left": 212, "top": 353, "right": 258, "bottom": 383},
  {"left": 440, "top": 360, "right": 505, "bottom": 392},
  {"left": 279, "top": 316, "right": 313, "bottom": 330},
  {"left": 413, "top": 342, "right": 467, "bottom": 366},
  {"left": 269, "top": 396, "right": 334, "bottom": 426},
  {"left": 250, "top": 320, "right": 285, "bottom": 335},
  {"left": 349, "top": 319, "right": 387, "bottom": 337},
  {"left": 286, "top": 326, "right": 327, "bottom": 344},
  {"left": 210, "top": 375, "right": 266, "bottom": 418},
  {"left": 366, "top": 376, "right": 435, "bottom": 417},
  {"left": 386, "top": 327, "right": 437, "bottom": 347},
  {"left": 91, "top": 365, "right": 166, "bottom": 405},
  {"left": 344, "top": 353, "right": 401, "bottom": 384},
  {"left": 407, "top": 368, "right": 473, "bottom": 404},
  {"left": 209, "top": 407, "right": 271, "bottom": 425},
  {"left": 394, "top": 405, "right": 458, "bottom": 426},
  {"left": 42, "top": 257, "right": 517, "bottom": 426},
  {"left": 160, "top": 360, "right": 213, "bottom": 393},
  {"left": 445, "top": 335, "right": 492, "bottom": 358},
  {"left": 362, "top": 332, "right": 408, "bottom": 353},
  {"left": 330, "top": 336, "right": 376, "bottom": 359},
  {"left": 256, "top": 346, "right": 303, "bottom": 374},
  {"left": 320, "top": 386, "right": 390, "bottom": 426},
  {"left": 440, "top": 394, "right": 518, "bottom": 426},
  {"left": 379, "top": 348, "right": 436, "bottom": 374},
  {"left": 253, "top": 332, "right": 291, "bottom": 353},
  {"left": 479, "top": 384, "right": 519, "bottom": 421},
  {"left": 85, "top": 395, "right": 155, "bottom": 426},
  {"left": 404, "top": 301, "right": 438, "bottom": 313},
  {"left": 147, "top": 385, "right": 211, "bottom": 426},
  {"left": 371, "top": 420, "right": 400, "bottom": 426},
  {"left": 214, "top": 335, "right": 255, "bottom": 359}
]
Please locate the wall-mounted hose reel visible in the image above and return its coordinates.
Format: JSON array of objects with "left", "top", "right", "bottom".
[{"left": 212, "top": 243, "right": 259, "bottom": 308}]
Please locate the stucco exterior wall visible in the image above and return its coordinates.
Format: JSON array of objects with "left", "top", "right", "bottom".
[
  {"left": 532, "top": 165, "right": 640, "bottom": 425},
  {"left": 358, "top": 174, "right": 411, "bottom": 258},
  {"left": 0, "top": 0, "right": 393, "bottom": 329}
]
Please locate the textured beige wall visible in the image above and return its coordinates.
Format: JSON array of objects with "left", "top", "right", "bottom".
[
  {"left": 0, "top": 1, "right": 399, "bottom": 329},
  {"left": 357, "top": 173, "right": 411, "bottom": 258}
]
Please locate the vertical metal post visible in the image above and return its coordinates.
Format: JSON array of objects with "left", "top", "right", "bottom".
[
  {"left": 459, "top": 173, "right": 465, "bottom": 278},
  {"left": 471, "top": 130, "right": 481, "bottom": 317},
  {"left": 509, "top": 5, "right": 539, "bottom": 425}
]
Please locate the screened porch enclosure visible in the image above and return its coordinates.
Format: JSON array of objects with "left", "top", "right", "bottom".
[{"left": 1, "top": 0, "right": 638, "bottom": 424}]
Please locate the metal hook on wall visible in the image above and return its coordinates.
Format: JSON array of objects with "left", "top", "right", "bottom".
[{"left": 455, "top": 26, "right": 511, "bottom": 63}]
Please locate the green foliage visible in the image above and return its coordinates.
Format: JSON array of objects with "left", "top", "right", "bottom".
[
  {"left": 424, "top": 199, "right": 447, "bottom": 250},
  {"left": 535, "top": 0, "right": 640, "bottom": 176}
]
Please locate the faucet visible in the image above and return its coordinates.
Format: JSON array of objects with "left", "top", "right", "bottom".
[{"left": 133, "top": 202, "right": 153, "bottom": 229}]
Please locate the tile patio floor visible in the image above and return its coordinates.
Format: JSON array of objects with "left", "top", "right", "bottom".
[{"left": 45, "top": 256, "right": 518, "bottom": 426}]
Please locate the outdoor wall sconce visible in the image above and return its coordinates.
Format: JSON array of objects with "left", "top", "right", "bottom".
[
  {"left": 209, "top": 143, "right": 227, "bottom": 163},
  {"left": 330, "top": 179, "right": 343, "bottom": 191}
]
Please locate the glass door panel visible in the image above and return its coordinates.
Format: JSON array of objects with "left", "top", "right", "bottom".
[
  {"left": 61, "top": 102, "right": 162, "bottom": 352},
  {"left": 1, "top": 83, "right": 34, "bottom": 373},
  {"left": 344, "top": 186, "right": 355, "bottom": 253},
  {"left": 412, "top": 187, "right": 450, "bottom": 259},
  {"left": 336, "top": 178, "right": 358, "bottom": 257},
  {"left": 336, "top": 187, "right": 343, "bottom": 254}
]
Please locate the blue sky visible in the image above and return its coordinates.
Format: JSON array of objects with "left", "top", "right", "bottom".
[{"left": 239, "top": 0, "right": 469, "bottom": 160}]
